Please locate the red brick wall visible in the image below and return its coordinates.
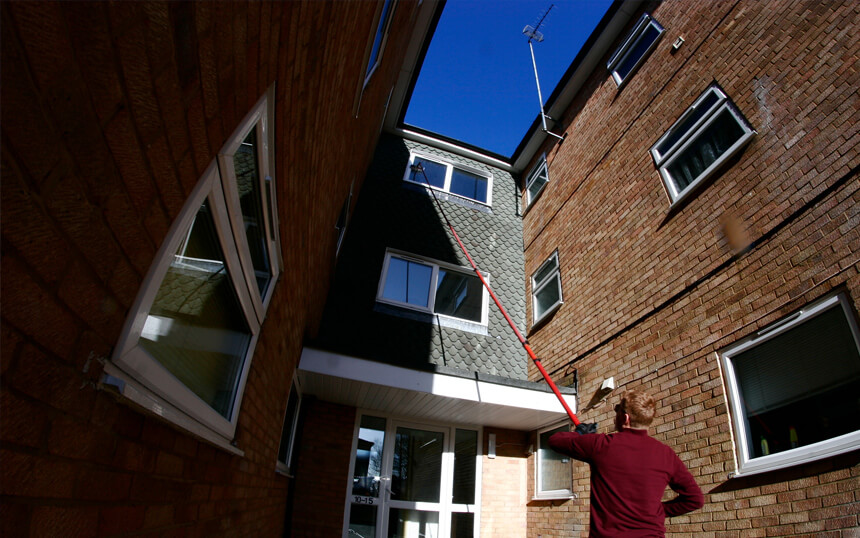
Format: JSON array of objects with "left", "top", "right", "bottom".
[
  {"left": 521, "top": 0, "right": 859, "bottom": 535},
  {"left": 480, "top": 428, "right": 530, "bottom": 536},
  {"left": 1, "top": 1, "right": 421, "bottom": 535},
  {"left": 289, "top": 399, "right": 356, "bottom": 536}
]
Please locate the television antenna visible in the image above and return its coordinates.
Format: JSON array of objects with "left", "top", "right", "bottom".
[{"left": 523, "top": 4, "right": 565, "bottom": 141}]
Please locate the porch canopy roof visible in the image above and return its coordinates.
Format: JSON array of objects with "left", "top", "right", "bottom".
[{"left": 298, "top": 347, "right": 576, "bottom": 431}]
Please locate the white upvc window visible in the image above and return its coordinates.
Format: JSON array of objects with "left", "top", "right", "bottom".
[
  {"left": 607, "top": 12, "right": 665, "bottom": 87},
  {"left": 403, "top": 152, "right": 493, "bottom": 206},
  {"left": 720, "top": 294, "right": 860, "bottom": 477},
  {"left": 276, "top": 377, "right": 303, "bottom": 476},
  {"left": 525, "top": 155, "right": 549, "bottom": 208},
  {"left": 531, "top": 251, "right": 562, "bottom": 326},
  {"left": 535, "top": 422, "right": 572, "bottom": 499},
  {"left": 107, "top": 88, "right": 281, "bottom": 450},
  {"left": 650, "top": 84, "right": 755, "bottom": 205},
  {"left": 364, "top": 0, "right": 397, "bottom": 87},
  {"left": 377, "top": 249, "right": 489, "bottom": 326}
]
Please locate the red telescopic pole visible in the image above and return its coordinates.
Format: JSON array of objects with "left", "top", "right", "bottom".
[{"left": 413, "top": 164, "right": 580, "bottom": 425}]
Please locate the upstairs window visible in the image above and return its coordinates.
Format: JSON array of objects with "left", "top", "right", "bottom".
[
  {"left": 532, "top": 252, "right": 562, "bottom": 326},
  {"left": 377, "top": 250, "right": 488, "bottom": 325},
  {"left": 607, "top": 13, "right": 664, "bottom": 87},
  {"left": 650, "top": 84, "right": 754, "bottom": 205},
  {"left": 720, "top": 294, "right": 860, "bottom": 476},
  {"left": 536, "top": 422, "right": 572, "bottom": 499},
  {"left": 276, "top": 377, "right": 303, "bottom": 475},
  {"left": 404, "top": 152, "right": 492, "bottom": 205},
  {"left": 108, "top": 89, "right": 280, "bottom": 447},
  {"left": 525, "top": 155, "right": 549, "bottom": 208},
  {"left": 364, "top": 0, "right": 396, "bottom": 86}
]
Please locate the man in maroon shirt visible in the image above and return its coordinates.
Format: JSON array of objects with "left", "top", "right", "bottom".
[{"left": 549, "top": 390, "right": 704, "bottom": 537}]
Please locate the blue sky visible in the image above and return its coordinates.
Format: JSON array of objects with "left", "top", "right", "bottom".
[{"left": 404, "top": 0, "right": 614, "bottom": 157}]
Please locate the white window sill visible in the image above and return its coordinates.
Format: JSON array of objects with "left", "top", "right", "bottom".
[
  {"left": 532, "top": 493, "right": 576, "bottom": 501},
  {"left": 100, "top": 362, "right": 244, "bottom": 457}
]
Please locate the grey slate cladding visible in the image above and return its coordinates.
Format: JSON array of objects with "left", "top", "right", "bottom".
[{"left": 312, "top": 135, "right": 529, "bottom": 380}]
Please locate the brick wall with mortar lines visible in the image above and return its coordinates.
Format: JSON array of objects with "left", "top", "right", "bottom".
[
  {"left": 1, "top": 1, "right": 421, "bottom": 535},
  {"left": 480, "top": 428, "right": 531, "bottom": 537},
  {"left": 521, "top": 0, "right": 859, "bottom": 536}
]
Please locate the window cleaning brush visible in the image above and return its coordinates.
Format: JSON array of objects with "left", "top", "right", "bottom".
[{"left": 410, "top": 163, "right": 581, "bottom": 425}]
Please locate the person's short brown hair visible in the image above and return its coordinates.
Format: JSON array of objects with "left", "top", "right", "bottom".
[{"left": 620, "top": 390, "right": 656, "bottom": 428}]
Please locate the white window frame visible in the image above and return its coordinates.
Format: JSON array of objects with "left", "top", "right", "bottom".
[
  {"left": 342, "top": 410, "right": 483, "bottom": 538},
  {"left": 531, "top": 251, "right": 563, "bottom": 326},
  {"left": 720, "top": 294, "right": 860, "bottom": 477},
  {"left": 650, "top": 84, "right": 755, "bottom": 206},
  {"left": 107, "top": 87, "right": 281, "bottom": 449},
  {"left": 376, "top": 249, "right": 490, "bottom": 327},
  {"left": 276, "top": 376, "right": 303, "bottom": 476},
  {"left": 363, "top": 0, "right": 397, "bottom": 88},
  {"left": 403, "top": 152, "right": 494, "bottom": 206},
  {"left": 535, "top": 421, "right": 573, "bottom": 500},
  {"left": 524, "top": 154, "right": 549, "bottom": 208},
  {"left": 607, "top": 12, "right": 665, "bottom": 87}
]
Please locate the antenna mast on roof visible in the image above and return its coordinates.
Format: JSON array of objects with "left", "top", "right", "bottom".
[{"left": 523, "top": 4, "right": 565, "bottom": 141}]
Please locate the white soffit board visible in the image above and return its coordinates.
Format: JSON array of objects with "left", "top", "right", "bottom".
[{"left": 298, "top": 347, "right": 575, "bottom": 430}]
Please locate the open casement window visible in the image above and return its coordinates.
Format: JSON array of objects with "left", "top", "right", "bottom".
[
  {"left": 535, "top": 422, "right": 572, "bottom": 499},
  {"left": 531, "top": 251, "right": 562, "bottom": 326},
  {"left": 650, "top": 84, "right": 755, "bottom": 205},
  {"left": 403, "top": 152, "right": 493, "bottom": 206},
  {"left": 525, "top": 155, "right": 549, "bottom": 208},
  {"left": 607, "top": 12, "right": 665, "bottom": 87},
  {"left": 276, "top": 377, "right": 303, "bottom": 475},
  {"left": 364, "top": 0, "right": 397, "bottom": 87},
  {"left": 720, "top": 294, "right": 860, "bottom": 476},
  {"left": 377, "top": 249, "right": 489, "bottom": 326},
  {"left": 107, "top": 88, "right": 280, "bottom": 450}
]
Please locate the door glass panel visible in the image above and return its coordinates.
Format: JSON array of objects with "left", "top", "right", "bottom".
[
  {"left": 391, "top": 427, "right": 443, "bottom": 502},
  {"left": 539, "top": 425, "right": 571, "bottom": 493},
  {"left": 450, "top": 513, "right": 474, "bottom": 538},
  {"left": 140, "top": 199, "right": 251, "bottom": 419},
  {"left": 452, "top": 429, "right": 477, "bottom": 504},
  {"left": 232, "top": 127, "right": 272, "bottom": 297},
  {"left": 348, "top": 504, "right": 378, "bottom": 538},
  {"left": 353, "top": 416, "right": 387, "bottom": 497},
  {"left": 387, "top": 509, "right": 439, "bottom": 538}
]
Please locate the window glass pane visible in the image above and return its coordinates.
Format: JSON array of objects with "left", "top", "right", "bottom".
[
  {"left": 140, "top": 200, "right": 251, "bottom": 419},
  {"left": 410, "top": 157, "right": 447, "bottom": 189},
  {"left": 527, "top": 164, "right": 548, "bottom": 202},
  {"left": 277, "top": 385, "right": 300, "bottom": 465},
  {"left": 232, "top": 128, "right": 272, "bottom": 297},
  {"left": 535, "top": 277, "right": 561, "bottom": 319},
  {"left": 387, "top": 509, "right": 439, "bottom": 538},
  {"left": 382, "top": 257, "right": 432, "bottom": 307},
  {"left": 452, "top": 429, "right": 477, "bottom": 504},
  {"left": 391, "top": 427, "right": 443, "bottom": 502},
  {"left": 353, "top": 416, "right": 386, "bottom": 497},
  {"left": 349, "top": 504, "right": 378, "bottom": 538},
  {"left": 667, "top": 107, "right": 745, "bottom": 192},
  {"left": 733, "top": 306, "right": 860, "bottom": 459},
  {"left": 615, "top": 23, "right": 661, "bottom": 81},
  {"left": 367, "top": 0, "right": 394, "bottom": 77},
  {"left": 533, "top": 257, "right": 558, "bottom": 286},
  {"left": 434, "top": 270, "right": 483, "bottom": 322},
  {"left": 451, "top": 513, "right": 475, "bottom": 538},
  {"left": 450, "top": 169, "right": 488, "bottom": 203},
  {"left": 656, "top": 90, "right": 721, "bottom": 157},
  {"left": 539, "top": 425, "right": 570, "bottom": 492}
]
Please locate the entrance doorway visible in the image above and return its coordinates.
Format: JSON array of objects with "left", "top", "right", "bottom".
[{"left": 344, "top": 414, "right": 479, "bottom": 537}]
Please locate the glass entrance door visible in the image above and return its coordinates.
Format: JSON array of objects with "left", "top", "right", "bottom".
[{"left": 345, "top": 415, "right": 478, "bottom": 538}]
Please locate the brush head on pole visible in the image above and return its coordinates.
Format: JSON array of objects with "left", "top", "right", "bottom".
[{"left": 410, "top": 163, "right": 424, "bottom": 173}]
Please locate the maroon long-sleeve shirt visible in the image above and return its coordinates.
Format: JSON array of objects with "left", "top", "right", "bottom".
[{"left": 549, "top": 428, "right": 704, "bottom": 537}]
